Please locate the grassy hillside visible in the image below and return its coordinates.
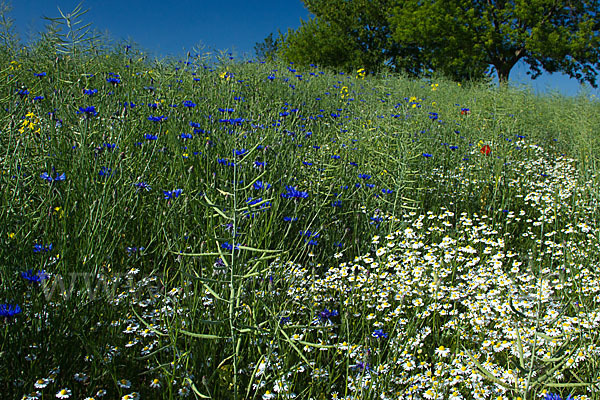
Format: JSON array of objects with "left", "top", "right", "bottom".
[{"left": 1, "top": 48, "right": 600, "bottom": 400}]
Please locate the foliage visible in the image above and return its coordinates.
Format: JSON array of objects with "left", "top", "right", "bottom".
[
  {"left": 391, "top": 0, "right": 600, "bottom": 85},
  {"left": 280, "top": 0, "right": 429, "bottom": 75},
  {"left": 254, "top": 32, "right": 280, "bottom": 62},
  {"left": 280, "top": 0, "right": 600, "bottom": 85},
  {"left": 278, "top": 16, "right": 362, "bottom": 72}
]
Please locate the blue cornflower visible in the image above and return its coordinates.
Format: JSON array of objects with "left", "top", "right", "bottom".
[
  {"left": 77, "top": 106, "right": 98, "bottom": 117},
  {"left": 318, "top": 309, "right": 338, "bottom": 322},
  {"left": 33, "top": 96, "right": 44, "bottom": 101},
  {"left": 332, "top": 200, "right": 342, "bottom": 207},
  {"left": 218, "top": 108, "right": 235, "bottom": 113},
  {"left": 0, "top": 304, "right": 21, "bottom": 318},
  {"left": 133, "top": 182, "right": 151, "bottom": 191},
  {"left": 34, "top": 72, "right": 47, "bottom": 77},
  {"left": 180, "top": 133, "right": 193, "bottom": 139},
  {"left": 221, "top": 242, "right": 240, "bottom": 251},
  {"left": 148, "top": 115, "right": 167, "bottom": 122},
  {"left": 219, "top": 117, "right": 244, "bottom": 125},
  {"left": 429, "top": 112, "right": 439, "bottom": 120},
  {"left": 17, "top": 88, "right": 28, "bottom": 97},
  {"left": 246, "top": 197, "right": 263, "bottom": 206},
  {"left": 33, "top": 243, "right": 53, "bottom": 253},
  {"left": 283, "top": 216, "right": 298, "bottom": 222},
  {"left": 144, "top": 134, "right": 158, "bottom": 140},
  {"left": 281, "top": 186, "right": 308, "bottom": 199},
  {"left": 40, "top": 172, "right": 66, "bottom": 182},
  {"left": 182, "top": 100, "right": 196, "bottom": 107},
  {"left": 253, "top": 181, "right": 271, "bottom": 190},
  {"left": 350, "top": 361, "right": 370, "bottom": 372},
  {"left": 83, "top": 89, "right": 98, "bottom": 95},
  {"left": 107, "top": 76, "right": 121, "bottom": 85},
  {"left": 163, "top": 189, "right": 183, "bottom": 199},
  {"left": 21, "top": 269, "right": 49, "bottom": 283},
  {"left": 422, "top": 153, "right": 433, "bottom": 158},
  {"left": 234, "top": 149, "right": 247, "bottom": 157},
  {"left": 382, "top": 189, "right": 393, "bottom": 194},
  {"left": 99, "top": 166, "right": 112, "bottom": 177},
  {"left": 299, "top": 230, "right": 319, "bottom": 238},
  {"left": 358, "top": 173, "right": 371, "bottom": 180},
  {"left": 331, "top": 155, "right": 340, "bottom": 159},
  {"left": 545, "top": 394, "right": 574, "bottom": 400},
  {"left": 370, "top": 216, "right": 383, "bottom": 224},
  {"left": 40, "top": 172, "right": 52, "bottom": 182},
  {"left": 372, "top": 329, "right": 388, "bottom": 339},
  {"left": 126, "top": 246, "right": 145, "bottom": 255}
]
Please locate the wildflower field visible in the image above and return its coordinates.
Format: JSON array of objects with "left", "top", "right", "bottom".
[{"left": 1, "top": 49, "right": 600, "bottom": 400}]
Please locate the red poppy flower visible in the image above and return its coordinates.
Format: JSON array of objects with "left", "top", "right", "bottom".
[{"left": 480, "top": 145, "right": 491, "bottom": 155}]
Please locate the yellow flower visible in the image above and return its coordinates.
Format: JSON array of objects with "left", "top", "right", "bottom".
[
  {"left": 8, "top": 232, "right": 15, "bottom": 239},
  {"left": 340, "top": 86, "right": 349, "bottom": 99},
  {"left": 356, "top": 68, "right": 366, "bottom": 79},
  {"left": 431, "top": 83, "right": 439, "bottom": 91},
  {"left": 53, "top": 207, "right": 64, "bottom": 219}
]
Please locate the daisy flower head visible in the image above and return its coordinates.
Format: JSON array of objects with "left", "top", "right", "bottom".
[
  {"left": 56, "top": 388, "right": 71, "bottom": 399},
  {"left": 118, "top": 379, "right": 132, "bottom": 388},
  {"left": 22, "top": 391, "right": 43, "bottom": 400},
  {"left": 34, "top": 378, "right": 49, "bottom": 389},
  {"left": 435, "top": 345, "right": 451, "bottom": 357},
  {"left": 150, "top": 378, "right": 161, "bottom": 388}
]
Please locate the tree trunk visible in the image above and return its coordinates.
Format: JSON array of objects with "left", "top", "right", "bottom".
[{"left": 496, "top": 64, "right": 511, "bottom": 86}]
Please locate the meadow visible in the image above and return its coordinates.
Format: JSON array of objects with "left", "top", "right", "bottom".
[{"left": 1, "top": 47, "right": 600, "bottom": 400}]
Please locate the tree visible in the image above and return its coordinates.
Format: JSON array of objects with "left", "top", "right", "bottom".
[
  {"left": 254, "top": 32, "right": 280, "bottom": 61},
  {"left": 391, "top": 0, "right": 600, "bottom": 86},
  {"left": 280, "top": 0, "right": 475, "bottom": 79},
  {"left": 300, "top": 0, "right": 400, "bottom": 72},
  {"left": 278, "top": 17, "right": 364, "bottom": 71}
]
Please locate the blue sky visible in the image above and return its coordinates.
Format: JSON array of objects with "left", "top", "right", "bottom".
[{"left": 8, "top": 0, "right": 599, "bottom": 98}]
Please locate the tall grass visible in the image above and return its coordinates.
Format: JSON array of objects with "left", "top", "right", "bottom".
[{"left": 1, "top": 32, "right": 599, "bottom": 400}]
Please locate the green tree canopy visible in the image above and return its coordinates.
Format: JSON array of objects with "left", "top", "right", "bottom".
[
  {"left": 391, "top": 0, "right": 600, "bottom": 86},
  {"left": 278, "top": 17, "right": 363, "bottom": 71},
  {"left": 279, "top": 0, "right": 600, "bottom": 85},
  {"left": 279, "top": 0, "right": 428, "bottom": 75}
]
